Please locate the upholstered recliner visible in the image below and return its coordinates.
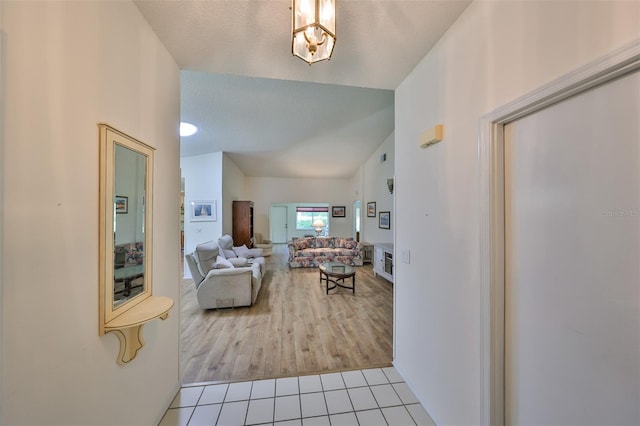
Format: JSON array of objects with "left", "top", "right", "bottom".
[
  {"left": 254, "top": 233, "right": 273, "bottom": 257},
  {"left": 185, "top": 239, "right": 265, "bottom": 309}
]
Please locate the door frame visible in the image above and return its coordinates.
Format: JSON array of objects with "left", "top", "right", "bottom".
[
  {"left": 478, "top": 39, "right": 640, "bottom": 426},
  {"left": 353, "top": 200, "right": 361, "bottom": 241}
]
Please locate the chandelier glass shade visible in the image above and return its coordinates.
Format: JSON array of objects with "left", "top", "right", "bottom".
[{"left": 292, "top": 0, "right": 336, "bottom": 64}]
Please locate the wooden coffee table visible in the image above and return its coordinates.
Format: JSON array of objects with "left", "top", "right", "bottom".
[{"left": 319, "top": 262, "right": 356, "bottom": 294}]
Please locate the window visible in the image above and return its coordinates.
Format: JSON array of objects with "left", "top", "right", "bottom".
[{"left": 296, "top": 206, "right": 329, "bottom": 230}]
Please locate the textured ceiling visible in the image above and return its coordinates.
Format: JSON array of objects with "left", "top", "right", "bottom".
[
  {"left": 180, "top": 71, "right": 395, "bottom": 178},
  {"left": 135, "top": 0, "right": 471, "bottom": 178}
]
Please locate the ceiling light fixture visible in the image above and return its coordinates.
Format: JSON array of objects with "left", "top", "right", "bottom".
[
  {"left": 292, "top": 0, "right": 336, "bottom": 64},
  {"left": 180, "top": 122, "right": 198, "bottom": 137}
]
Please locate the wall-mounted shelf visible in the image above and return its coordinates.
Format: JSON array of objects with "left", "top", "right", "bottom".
[{"left": 103, "top": 295, "right": 174, "bottom": 365}]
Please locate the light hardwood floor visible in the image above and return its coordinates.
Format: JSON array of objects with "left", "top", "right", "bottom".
[{"left": 180, "top": 244, "right": 393, "bottom": 384}]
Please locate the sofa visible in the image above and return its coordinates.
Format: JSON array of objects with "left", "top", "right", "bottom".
[
  {"left": 114, "top": 242, "right": 144, "bottom": 268},
  {"left": 288, "top": 236, "right": 362, "bottom": 268},
  {"left": 185, "top": 236, "right": 265, "bottom": 309}
]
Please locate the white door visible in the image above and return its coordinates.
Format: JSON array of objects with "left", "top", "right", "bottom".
[
  {"left": 504, "top": 71, "right": 639, "bottom": 425},
  {"left": 353, "top": 200, "right": 361, "bottom": 240},
  {"left": 270, "top": 205, "right": 288, "bottom": 243}
]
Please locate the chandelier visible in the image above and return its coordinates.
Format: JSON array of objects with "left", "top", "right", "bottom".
[{"left": 292, "top": 0, "right": 336, "bottom": 64}]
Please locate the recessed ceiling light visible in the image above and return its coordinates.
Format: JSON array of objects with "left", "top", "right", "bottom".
[{"left": 180, "top": 122, "right": 198, "bottom": 137}]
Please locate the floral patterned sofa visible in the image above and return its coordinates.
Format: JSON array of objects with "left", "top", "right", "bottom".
[
  {"left": 288, "top": 236, "right": 362, "bottom": 268},
  {"left": 114, "top": 242, "right": 144, "bottom": 268}
]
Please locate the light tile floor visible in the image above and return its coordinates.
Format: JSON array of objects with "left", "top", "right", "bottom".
[{"left": 159, "top": 367, "right": 436, "bottom": 426}]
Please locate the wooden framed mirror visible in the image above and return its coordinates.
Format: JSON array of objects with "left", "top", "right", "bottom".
[{"left": 98, "top": 124, "right": 173, "bottom": 364}]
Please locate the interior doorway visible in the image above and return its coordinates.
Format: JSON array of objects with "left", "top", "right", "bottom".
[
  {"left": 480, "top": 41, "right": 640, "bottom": 425},
  {"left": 269, "top": 205, "right": 288, "bottom": 243},
  {"left": 353, "top": 200, "right": 361, "bottom": 241},
  {"left": 503, "top": 70, "right": 639, "bottom": 425}
]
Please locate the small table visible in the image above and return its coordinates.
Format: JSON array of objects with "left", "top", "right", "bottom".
[
  {"left": 114, "top": 264, "right": 144, "bottom": 297},
  {"left": 361, "top": 242, "right": 373, "bottom": 264},
  {"left": 319, "top": 262, "right": 356, "bottom": 295}
]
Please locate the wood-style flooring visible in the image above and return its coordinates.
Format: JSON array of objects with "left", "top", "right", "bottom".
[{"left": 180, "top": 244, "right": 393, "bottom": 384}]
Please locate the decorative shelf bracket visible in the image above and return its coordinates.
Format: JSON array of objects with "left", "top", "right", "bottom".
[
  {"left": 102, "top": 296, "right": 173, "bottom": 365},
  {"left": 109, "top": 326, "right": 144, "bottom": 365}
]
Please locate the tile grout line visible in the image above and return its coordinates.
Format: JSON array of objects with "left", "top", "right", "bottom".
[
  {"left": 185, "top": 386, "right": 204, "bottom": 426},
  {"left": 271, "top": 379, "right": 277, "bottom": 425},
  {"left": 340, "top": 372, "right": 360, "bottom": 425},
  {"left": 319, "top": 372, "right": 331, "bottom": 425},
  {"left": 243, "top": 381, "right": 254, "bottom": 426},
  {"left": 297, "top": 376, "right": 303, "bottom": 422},
  {"left": 214, "top": 383, "right": 231, "bottom": 426}
]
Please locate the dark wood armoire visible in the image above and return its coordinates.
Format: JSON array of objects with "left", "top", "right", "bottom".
[{"left": 232, "top": 201, "right": 255, "bottom": 247}]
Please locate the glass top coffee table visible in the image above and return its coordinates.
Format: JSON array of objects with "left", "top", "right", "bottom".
[{"left": 319, "top": 262, "right": 356, "bottom": 294}]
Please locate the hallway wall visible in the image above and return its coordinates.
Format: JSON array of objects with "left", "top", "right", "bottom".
[
  {"left": 393, "top": 1, "right": 640, "bottom": 424},
  {"left": 1, "top": 2, "right": 181, "bottom": 424}
]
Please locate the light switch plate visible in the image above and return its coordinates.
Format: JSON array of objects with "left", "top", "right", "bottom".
[{"left": 401, "top": 249, "right": 410, "bottom": 264}]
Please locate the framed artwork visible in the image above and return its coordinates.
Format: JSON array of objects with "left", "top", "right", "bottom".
[
  {"left": 190, "top": 200, "right": 217, "bottom": 221},
  {"left": 367, "top": 202, "right": 376, "bottom": 217},
  {"left": 379, "top": 211, "right": 390, "bottom": 229},
  {"left": 115, "top": 195, "right": 128, "bottom": 214},
  {"left": 332, "top": 206, "right": 346, "bottom": 217}
]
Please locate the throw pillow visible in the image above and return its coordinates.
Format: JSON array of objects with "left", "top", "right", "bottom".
[
  {"left": 344, "top": 239, "right": 357, "bottom": 249},
  {"left": 229, "top": 257, "right": 249, "bottom": 267},
  {"left": 221, "top": 248, "right": 237, "bottom": 259},
  {"left": 215, "top": 255, "right": 234, "bottom": 269},
  {"left": 233, "top": 245, "right": 250, "bottom": 257}
]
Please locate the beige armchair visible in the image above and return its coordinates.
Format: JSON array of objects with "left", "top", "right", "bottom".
[{"left": 254, "top": 232, "right": 273, "bottom": 257}]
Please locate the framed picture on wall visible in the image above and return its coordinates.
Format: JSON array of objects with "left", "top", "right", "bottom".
[
  {"left": 367, "top": 202, "right": 376, "bottom": 217},
  {"left": 115, "top": 195, "right": 128, "bottom": 214},
  {"left": 190, "top": 200, "right": 217, "bottom": 221},
  {"left": 332, "top": 206, "right": 346, "bottom": 217},
  {"left": 379, "top": 211, "right": 390, "bottom": 229}
]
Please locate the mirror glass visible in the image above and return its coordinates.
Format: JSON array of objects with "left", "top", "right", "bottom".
[
  {"left": 113, "top": 144, "right": 147, "bottom": 308},
  {"left": 99, "top": 124, "right": 154, "bottom": 327}
]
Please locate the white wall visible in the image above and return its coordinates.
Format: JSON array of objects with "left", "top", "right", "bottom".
[
  {"left": 222, "top": 154, "right": 248, "bottom": 235},
  {"left": 1, "top": 2, "right": 181, "bottom": 425},
  {"left": 393, "top": 1, "right": 640, "bottom": 424},
  {"left": 244, "top": 134, "right": 396, "bottom": 243},
  {"left": 349, "top": 167, "right": 364, "bottom": 241},
  {"left": 184, "top": 146, "right": 394, "bottom": 245},
  {"left": 181, "top": 152, "right": 224, "bottom": 266},
  {"left": 246, "top": 177, "right": 354, "bottom": 239},
  {"left": 268, "top": 202, "right": 332, "bottom": 239},
  {"left": 362, "top": 132, "right": 394, "bottom": 245},
  {"left": 0, "top": 0, "right": 5, "bottom": 418}
]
